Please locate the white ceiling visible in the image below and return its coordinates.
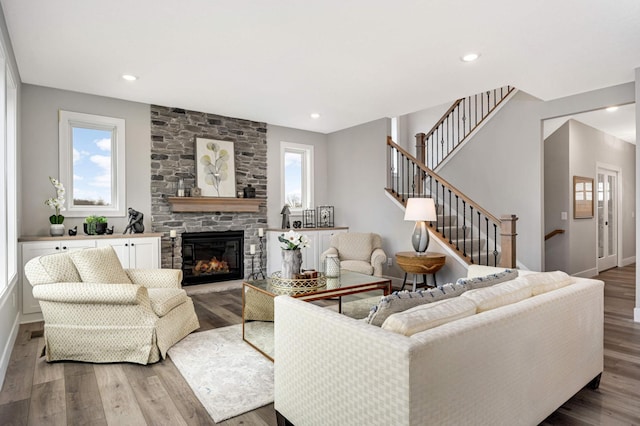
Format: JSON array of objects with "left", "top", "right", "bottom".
[
  {"left": 2, "top": 0, "right": 640, "bottom": 134},
  {"left": 544, "top": 103, "right": 636, "bottom": 144}
]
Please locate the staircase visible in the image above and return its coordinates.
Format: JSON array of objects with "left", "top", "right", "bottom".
[
  {"left": 416, "top": 86, "right": 515, "bottom": 171},
  {"left": 386, "top": 86, "right": 518, "bottom": 268}
]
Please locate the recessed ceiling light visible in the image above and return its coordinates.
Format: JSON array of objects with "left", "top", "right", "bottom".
[
  {"left": 461, "top": 53, "right": 480, "bottom": 62},
  {"left": 310, "top": 113, "right": 321, "bottom": 119},
  {"left": 606, "top": 106, "right": 619, "bottom": 112},
  {"left": 122, "top": 74, "right": 138, "bottom": 81}
]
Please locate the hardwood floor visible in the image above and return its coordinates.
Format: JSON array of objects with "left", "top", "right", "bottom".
[{"left": 1, "top": 266, "right": 639, "bottom": 425}]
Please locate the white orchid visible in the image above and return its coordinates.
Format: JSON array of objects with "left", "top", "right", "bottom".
[
  {"left": 278, "top": 230, "right": 310, "bottom": 250},
  {"left": 45, "top": 176, "right": 66, "bottom": 224}
]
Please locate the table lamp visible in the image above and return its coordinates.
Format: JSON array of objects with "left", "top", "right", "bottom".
[{"left": 404, "top": 197, "right": 437, "bottom": 255}]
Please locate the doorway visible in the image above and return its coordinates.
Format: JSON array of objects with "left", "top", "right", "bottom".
[{"left": 597, "top": 166, "right": 620, "bottom": 272}]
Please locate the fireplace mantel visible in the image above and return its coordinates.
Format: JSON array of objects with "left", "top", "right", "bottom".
[{"left": 167, "top": 196, "right": 264, "bottom": 213}]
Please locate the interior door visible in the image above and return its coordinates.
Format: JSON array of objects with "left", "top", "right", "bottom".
[{"left": 597, "top": 169, "right": 618, "bottom": 272}]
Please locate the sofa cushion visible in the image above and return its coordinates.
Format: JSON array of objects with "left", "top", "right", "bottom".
[
  {"left": 461, "top": 278, "right": 532, "bottom": 312},
  {"left": 381, "top": 297, "right": 477, "bottom": 336},
  {"left": 366, "top": 282, "right": 469, "bottom": 326},
  {"left": 456, "top": 268, "right": 518, "bottom": 289},
  {"left": 147, "top": 288, "right": 188, "bottom": 317},
  {"left": 521, "top": 271, "right": 574, "bottom": 295},
  {"left": 337, "top": 233, "right": 372, "bottom": 262},
  {"left": 37, "top": 252, "right": 82, "bottom": 283},
  {"left": 70, "top": 246, "right": 132, "bottom": 284}
]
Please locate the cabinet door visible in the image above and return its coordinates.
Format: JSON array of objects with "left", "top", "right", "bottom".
[
  {"left": 128, "top": 237, "right": 160, "bottom": 269},
  {"left": 96, "top": 239, "right": 130, "bottom": 268},
  {"left": 317, "top": 229, "right": 347, "bottom": 272},
  {"left": 299, "top": 231, "right": 317, "bottom": 271}
]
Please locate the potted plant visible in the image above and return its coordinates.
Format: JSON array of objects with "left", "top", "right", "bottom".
[{"left": 84, "top": 215, "right": 108, "bottom": 235}]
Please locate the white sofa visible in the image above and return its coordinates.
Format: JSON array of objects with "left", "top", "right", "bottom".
[{"left": 274, "top": 267, "right": 604, "bottom": 425}]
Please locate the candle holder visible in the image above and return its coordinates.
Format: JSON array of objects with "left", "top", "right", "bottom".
[
  {"left": 250, "top": 236, "right": 266, "bottom": 280},
  {"left": 257, "top": 235, "right": 265, "bottom": 279},
  {"left": 170, "top": 236, "right": 176, "bottom": 269}
]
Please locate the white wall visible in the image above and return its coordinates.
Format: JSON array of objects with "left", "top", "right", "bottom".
[
  {"left": 20, "top": 85, "right": 151, "bottom": 236},
  {"left": 266, "top": 124, "right": 328, "bottom": 228},
  {"left": 636, "top": 68, "right": 640, "bottom": 323}
]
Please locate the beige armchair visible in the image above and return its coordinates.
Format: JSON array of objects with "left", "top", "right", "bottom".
[
  {"left": 320, "top": 232, "right": 387, "bottom": 277},
  {"left": 24, "top": 246, "right": 199, "bottom": 364}
]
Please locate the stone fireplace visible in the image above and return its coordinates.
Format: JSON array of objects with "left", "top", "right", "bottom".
[{"left": 149, "top": 105, "right": 267, "bottom": 281}]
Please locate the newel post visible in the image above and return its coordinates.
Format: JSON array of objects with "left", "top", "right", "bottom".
[{"left": 499, "top": 214, "right": 518, "bottom": 268}]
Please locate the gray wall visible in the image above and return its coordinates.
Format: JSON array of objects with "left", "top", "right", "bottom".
[
  {"left": 266, "top": 125, "right": 328, "bottom": 228},
  {"left": 432, "top": 90, "right": 544, "bottom": 271},
  {"left": 20, "top": 85, "right": 151, "bottom": 236},
  {"left": 544, "top": 122, "right": 571, "bottom": 271},
  {"left": 570, "top": 120, "right": 635, "bottom": 275}
]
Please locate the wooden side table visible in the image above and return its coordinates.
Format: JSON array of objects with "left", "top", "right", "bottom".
[{"left": 395, "top": 251, "right": 446, "bottom": 291}]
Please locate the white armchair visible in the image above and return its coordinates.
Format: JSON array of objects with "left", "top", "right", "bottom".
[
  {"left": 320, "top": 232, "right": 387, "bottom": 277},
  {"left": 24, "top": 246, "right": 199, "bottom": 364}
]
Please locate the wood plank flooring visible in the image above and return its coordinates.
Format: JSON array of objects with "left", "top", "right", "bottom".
[{"left": 1, "top": 266, "right": 638, "bottom": 425}]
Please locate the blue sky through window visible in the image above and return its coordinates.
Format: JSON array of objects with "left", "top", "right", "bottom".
[
  {"left": 72, "top": 127, "right": 112, "bottom": 205},
  {"left": 284, "top": 151, "right": 302, "bottom": 208}
]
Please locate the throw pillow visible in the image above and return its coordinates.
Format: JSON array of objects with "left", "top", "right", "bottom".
[
  {"left": 37, "top": 252, "right": 82, "bottom": 283},
  {"left": 366, "top": 282, "right": 469, "bottom": 327},
  {"left": 337, "top": 233, "right": 373, "bottom": 262},
  {"left": 381, "top": 297, "right": 477, "bottom": 336},
  {"left": 521, "top": 271, "right": 574, "bottom": 296},
  {"left": 461, "top": 278, "right": 532, "bottom": 312},
  {"left": 70, "top": 246, "right": 132, "bottom": 284},
  {"left": 456, "top": 268, "right": 518, "bottom": 289}
]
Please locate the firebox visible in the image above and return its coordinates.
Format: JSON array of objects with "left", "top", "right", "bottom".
[{"left": 181, "top": 230, "right": 244, "bottom": 285}]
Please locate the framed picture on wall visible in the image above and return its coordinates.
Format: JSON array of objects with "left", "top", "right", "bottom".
[
  {"left": 573, "top": 176, "right": 594, "bottom": 219},
  {"left": 195, "top": 138, "right": 236, "bottom": 197}
]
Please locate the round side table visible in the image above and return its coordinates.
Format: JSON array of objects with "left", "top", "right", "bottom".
[{"left": 395, "top": 251, "right": 446, "bottom": 292}]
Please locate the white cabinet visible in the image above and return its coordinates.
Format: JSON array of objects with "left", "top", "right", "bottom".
[
  {"left": 266, "top": 228, "right": 348, "bottom": 275},
  {"left": 21, "top": 240, "right": 97, "bottom": 315},
  {"left": 96, "top": 237, "right": 159, "bottom": 269}
]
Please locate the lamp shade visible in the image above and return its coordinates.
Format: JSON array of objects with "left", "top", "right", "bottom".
[{"left": 404, "top": 198, "right": 437, "bottom": 222}]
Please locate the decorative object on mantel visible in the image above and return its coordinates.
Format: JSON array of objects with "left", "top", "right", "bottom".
[
  {"left": 176, "top": 177, "right": 186, "bottom": 197},
  {"left": 105, "top": 226, "right": 114, "bottom": 235},
  {"left": 45, "top": 176, "right": 66, "bottom": 237},
  {"left": 292, "top": 220, "right": 302, "bottom": 229},
  {"left": 278, "top": 230, "right": 310, "bottom": 279},
  {"left": 243, "top": 184, "right": 256, "bottom": 198},
  {"left": 195, "top": 137, "right": 236, "bottom": 197},
  {"left": 123, "top": 207, "right": 145, "bottom": 234},
  {"left": 303, "top": 209, "right": 316, "bottom": 228},
  {"left": 280, "top": 205, "right": 291, "bottom": 229},
  {"left": 191, "top": 187, "right": 201, "bottom": 197},
  {"left": 68, "top": 226, "right": 77, "bottom": 236},
  {"left": 317, "top": 206, "right": 334, "bottom": 228}
]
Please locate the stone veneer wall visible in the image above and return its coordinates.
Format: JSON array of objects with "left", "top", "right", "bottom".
[{"left": 149, "top": 105, "right": 267, "bottom": 277}]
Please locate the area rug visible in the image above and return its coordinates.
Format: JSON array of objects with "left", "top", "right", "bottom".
[{"left": 167, "top": 324, "right": 274, "bottom": 423}]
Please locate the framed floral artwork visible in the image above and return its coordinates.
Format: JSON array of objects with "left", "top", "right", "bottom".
[{"left": 195, "top": 138, "right": 236, "bottom": 197}]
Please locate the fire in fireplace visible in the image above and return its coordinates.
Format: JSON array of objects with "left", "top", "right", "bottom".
[{"left": 181, "top": 230, "right": 244, "bottom": 285}]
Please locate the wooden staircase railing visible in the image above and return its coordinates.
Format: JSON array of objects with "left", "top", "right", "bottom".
[
  {"left": 415, "top": 85, "right": 515, "bottom": 170},
  {"left": 387, "top": 136, "right": 517, "bottom": 268},
  {"left": 544, "top": 229, "right": 565, "bottom": 241}
]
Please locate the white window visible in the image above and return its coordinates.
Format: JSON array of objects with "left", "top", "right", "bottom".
[
  {"left": 59, "top": 111, "right": 126, "bottom": 216},
  {"left": 281, "top": 142, "right": 313, "bottom": 211}
]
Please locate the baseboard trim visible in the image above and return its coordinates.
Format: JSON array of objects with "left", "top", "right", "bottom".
[
  {"left": 0, "top": 307, "right": 20, "bottom": 388},
  {"left": 572, "top": 268, "right": 598, "bottom": 279},
  {"left": 622, "top": 256, "right": 636, "bottom": 267}
]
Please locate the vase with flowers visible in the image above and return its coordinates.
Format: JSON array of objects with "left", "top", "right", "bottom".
[
  {"left": 278, "top": 230, "right": 310, "bottom": 279},
  {"left": 45, "top": 177, "right": 66, "bottom": 236}
]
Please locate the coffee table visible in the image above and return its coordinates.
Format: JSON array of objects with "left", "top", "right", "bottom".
[{"left": 242, "top": 271, "right": 392, "bottom": 361}]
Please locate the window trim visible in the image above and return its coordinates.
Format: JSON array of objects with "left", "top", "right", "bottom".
[
  {"left": 280, "top": 141, "right": 314, "bottom": 213},
  {"left": 58, "top": 110, "right": 126, "bottom": 217}
]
